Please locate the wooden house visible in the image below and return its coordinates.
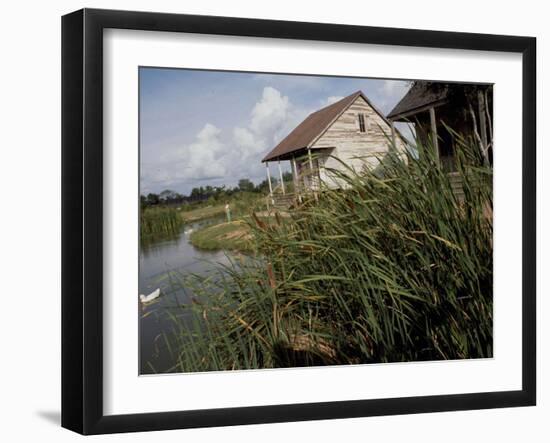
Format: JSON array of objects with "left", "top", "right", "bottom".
[
  {"left": 261, "top": 90, "right": 408, "bottom": 204},
  {"left": 387, "top": 82, "right": 493, "bottom": 172}
]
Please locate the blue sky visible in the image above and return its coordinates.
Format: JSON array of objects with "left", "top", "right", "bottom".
[{"left": 140, "top": 68, "right": 412, "bottom": 195}]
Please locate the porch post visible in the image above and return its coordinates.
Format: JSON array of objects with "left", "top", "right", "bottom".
[
  {"left": 266, "top": 162, "right": 274, "bottom": 205},
  {"left": 278, "top": 160, "right": 285, "bottom": 195},
  {"left": 308, "top": 148, "right": 318, "bottom": 201},
  {"left": 292, "top": 156, "right": 302, "bottom": 203},
  {"left": 478, "top": 89, "right": 489, "bottom": 165},
  {"left": 291, "top": 156, "right": 298, "bottom": 187},
  {"left": 429, "top": 107, "right": 440, "bottom": 164},
  {"left": 390, "top": 121, "right": 396, "bottom": 149},
  {"left": 307, "top": 149, "right": 313, "bottom": 180}
]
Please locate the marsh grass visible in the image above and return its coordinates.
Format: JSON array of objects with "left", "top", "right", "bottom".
[
  {"left": 164, "top": 137, "right": 493, "bottom": 372},
  {"left": 140, "top": 206, "right": 183, "bottom": 243}
]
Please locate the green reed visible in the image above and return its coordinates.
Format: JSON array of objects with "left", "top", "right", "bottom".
[
  {"left": 140, "top": 206, "right": 183, "bottom": 242},
  {"left": 162, "top": 136, "right": 493, "bottom": 372}
]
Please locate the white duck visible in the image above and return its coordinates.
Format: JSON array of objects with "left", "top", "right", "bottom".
[{"left": 139, "top": 288, "right": 161, "bottom": 303}]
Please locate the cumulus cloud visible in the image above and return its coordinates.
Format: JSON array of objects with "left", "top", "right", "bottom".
[
  {"left": 232, "top": 87, "right": 307, "bottom": 162},
  {"left": 249, "top": 87, "right": 290, "bottom": 136},
  {"left": 185, "top": 124, "right": 227, "bottom": 179},
  {"left": 232, "top": 127, "right": 258, "bottom": 153},
  {"left": 160, "top": 123, "right": 227, "bottom": 180},
  {"left": 141, "top": 123, "right": 229, "bottom": 193}
]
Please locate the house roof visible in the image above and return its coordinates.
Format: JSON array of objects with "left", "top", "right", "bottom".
[
  {"left": 387, "top": 82, "right": 449, "bottom": 121},
  {"left": 262, "top": 91, "right": 362, "bottom": 162}
]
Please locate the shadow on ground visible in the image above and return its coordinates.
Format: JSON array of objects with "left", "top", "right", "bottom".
[{"left": 36, "top": 410, "right": 60, "bottom": 426}]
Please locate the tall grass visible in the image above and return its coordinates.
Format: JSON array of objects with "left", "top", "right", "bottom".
[
  {"left": 226, "top": 191, "right": 265, "bottom": 215},
  {"left": 140, "top": 206, "right": 183, "bottom": 242},
  {"left": 165, "top": 138, "right": 493, "bottom": 372}
]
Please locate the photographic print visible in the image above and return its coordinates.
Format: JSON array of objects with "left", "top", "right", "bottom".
[{"left": 139, "top": 68, "right": 493, "bottom": 375}]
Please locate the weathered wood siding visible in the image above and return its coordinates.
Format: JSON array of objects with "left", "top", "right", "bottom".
[{"left": 310, "top": 96, "right": 407, "bottom": 188}]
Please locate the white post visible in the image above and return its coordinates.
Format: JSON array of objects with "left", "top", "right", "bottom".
[
  {"left": 266, "top": 162, "right": 274, "bottom": 205},
  {"left": 292, "top": 156, "right": 301, "bottom": 203},
  {"left": 308, "top": 149, "right": 314, "bottom": 184},
  {"left": 429, "top": 107, "right": 440, "bottom": 164},
  {"left": 278, "top": 160, "right": 285, "bottom": 195},
  {"left": 319, "top": 157, "right": 324, "bottom": 189},
  {"left": 478, "top": 89, "right": 489, "bottom": 165},
  {"left": 291, "top": 156, "right": 298, "bottom": 187},
  {"left": 390, "top": 121, "right": 396, "bottom": 149},
  {"left": 308, "top": 149, "right": 318, "bottom": 201}
]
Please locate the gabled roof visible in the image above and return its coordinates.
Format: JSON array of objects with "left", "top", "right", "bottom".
[
  {"left": 263, "top": 90, "right": 409, "bottom": 162},
  {"left": 387, "top": 83, "right": 449, "bottom": 121},
  {"left": 262, "top": 91, "right": 362, "bottom": 162}
]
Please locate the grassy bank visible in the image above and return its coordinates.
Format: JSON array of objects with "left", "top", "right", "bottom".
[
  {"left": 179, "top": 191, "right": 265, "bottom": 224},
  {"left": 188, "top": 212, "right": 289, "bottom": 252},
  {"left": 189, "top": 220, "right": 253, "bottom": 252},
  {"left": 180, "top": 205, "right": 226, "bottom": 223}
]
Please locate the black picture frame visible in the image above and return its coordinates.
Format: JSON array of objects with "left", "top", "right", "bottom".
[{"left": 61, "top": 8, "right": 536, "bottom": 435}]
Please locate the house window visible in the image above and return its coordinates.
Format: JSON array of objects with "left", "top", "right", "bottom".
[{"left": 358, "top": 113, "right": 366, "bottom": 132}]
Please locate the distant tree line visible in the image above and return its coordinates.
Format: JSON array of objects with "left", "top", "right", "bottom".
[{"left": 141, "top": 172, "right": 293, "bottom": 208}]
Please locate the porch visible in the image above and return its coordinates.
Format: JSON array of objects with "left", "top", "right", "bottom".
[{"left": 263, "top": 147, "right": 331, "bottom": 209}]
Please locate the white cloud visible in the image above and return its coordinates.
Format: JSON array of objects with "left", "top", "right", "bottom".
[
  {"left": 144, "top": 123, "right": 227, "bottom": 191},
  {"left": 232, "top": 126, "right": 257, "bottom": 152},
  {"left": 184, "top": 124, "right": 227, "bottom": 179},
  {"left": 249, "top": 87, "right": 290, "bottom": 136},
  {"left": 232, "top": 87, "right": 308, "bottom": 161}
]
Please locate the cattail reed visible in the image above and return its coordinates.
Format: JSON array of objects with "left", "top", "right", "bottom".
[{"left": 159, "top": 136, "right": 493, "bottom": 373}]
